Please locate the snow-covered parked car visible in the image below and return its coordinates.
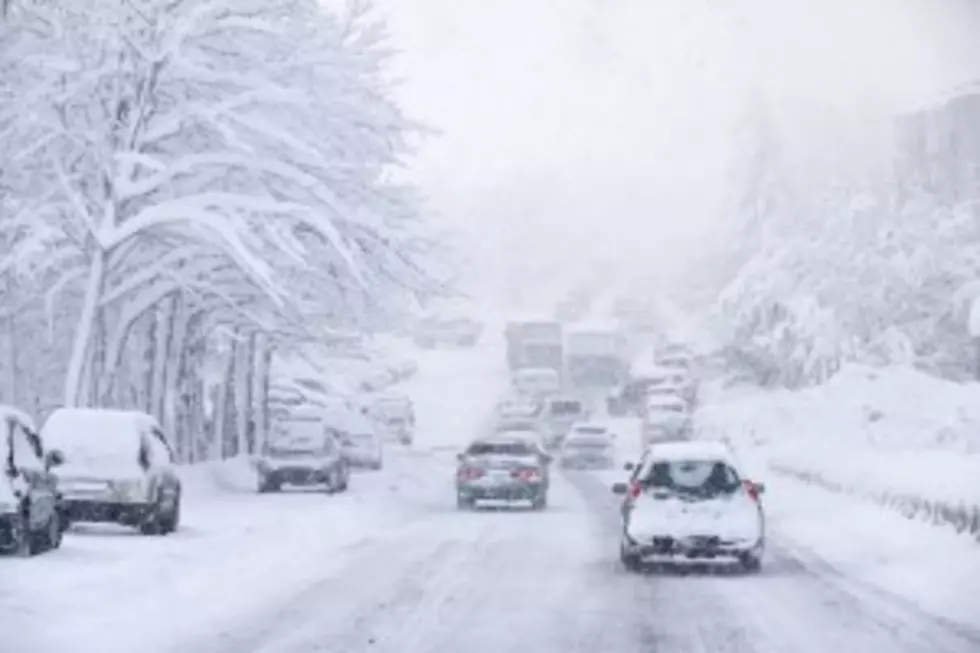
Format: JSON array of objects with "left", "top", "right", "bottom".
[
  {"left": 455, "top": 435, "right": 552, "bottom": 510},
  {"left": 368, "top": 393, "right": 415, "bottom": 445},
  {"left": 614, "top": 440, "right": 765, "bottom": 572},
  {"left": 257, "top": 408, "right": 350, "bottom": 493},
  {"left": 339, "top": 414, "right": 384, "bottom": 470},
  {"left": 495, "top": 395, "right": 542, "bottom": 420},
  {"left": 42, "top": 409, "right": 181, "bottom": 535},
  {"left": 1, "top": 406, "right": 63, "bottom": 556},
  {"left": 559, "top": 423, "right": 616, "bottom": 469}
]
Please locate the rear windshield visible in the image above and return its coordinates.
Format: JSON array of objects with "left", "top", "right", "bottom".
[
  {"left": 566, "top": 437, "right": 610, "bottom": 448},
  {"left": 548, "top": 401, "right": 582, "bottom": 416},
  {"left": 572, "top": 426, "right": 607, "bottom": 435},
  {"left": 467, "top": 442, "right": 536, "bottom": 456},
  {"left": 640, "top": 459, "right": 741, "bottom": 497},
  {"left": 649, "top": 404, "right": 686, "bottom": 413}
]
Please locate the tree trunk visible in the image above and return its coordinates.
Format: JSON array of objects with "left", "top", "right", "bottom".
[
  {"left": 5, "top": 281, "right": 16, "bottom": 406},
  {"left": 213, "top": 335, "right": 238, "bottom": 460},
  {"left": 254, "top": 333, "right": 272, "bottom": 456},
  {"left": 64, "top": 251, "right": 106, "bottom": 406},
  {"left": 163, "top": 294, "right": 189, "bottom": 444},
  {"left": 141, "top": 309, "right": 158, "bottom": 414},
  {"left": 150, "top": 294, "right": 176, "bottom": 422}
]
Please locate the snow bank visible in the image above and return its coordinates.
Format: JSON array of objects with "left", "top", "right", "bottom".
[
  {"left": 176, "top": 456, "right": 262, "bottom": 497},
  {"left": 699, "top": 365, "right": 980, "bottom": 542}
]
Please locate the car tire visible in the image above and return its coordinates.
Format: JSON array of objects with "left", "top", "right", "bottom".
[
  {"left": 258, "top": 477, "right": 280, "bottom": 493},
  {"left": 531, "top": 492, "right": 547, "bottom": 511},
  {"left": 370, "top": 460, "right": 383, "bottom": 471},
  {"left": 739, "top": 552, "right": 762, "bottom": 573},
  {"left": 620, "top": 539, "right": 642, "bottom": 572},
  {"left": 158, "top": 496, "right": 181, "bottom": 535},
  {"left": 41, "top": 510, "right": 62, "bottom": 551},
  {"left": 336, "top": 466, "right": 350, "bottom": 493},
  {"left": 456, "top": 494, "right": 473, "bottom": 510}
]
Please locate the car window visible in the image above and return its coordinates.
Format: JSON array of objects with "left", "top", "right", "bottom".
[
  {"left": 147, "top": 428, "right": 175, "bottom": 465},
  {"left": 466, "top": 442, "right": 535, "bottom": 456},
  {"left": 640, "top": 459, "right": 741, "bottom": 496},
  {"left": 11, "top": 421, "right": 44, "bottom": 471}
]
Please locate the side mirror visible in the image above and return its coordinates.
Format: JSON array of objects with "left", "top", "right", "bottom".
[
  {"left": 45, "top": 449, "right": 65, "bottom": 469},
  {"left": 623, "top": 461, "right": 635, "bottom": 471},
  {"left": 540, "top": 453, "right": 554, "bottom": 465},
  {"left": 611, "top": 482, "right": 629, "bottom": 495},
  {"left": 456, "top": 453, "right": 466, "bottom": 462}
]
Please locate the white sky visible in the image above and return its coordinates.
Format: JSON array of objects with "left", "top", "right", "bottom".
[{"left": 359, "top": 0, "right": 980, "bottom": 308}]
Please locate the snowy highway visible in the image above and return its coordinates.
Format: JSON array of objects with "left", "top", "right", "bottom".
[{"left": 5, "top": 346, "right": 980, "bottom": 653}]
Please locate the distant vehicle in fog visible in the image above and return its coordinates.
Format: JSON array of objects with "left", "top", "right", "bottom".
[
  {"left": 539, "top": 395, "right": 587, "bottom": 449},
  {"left": 511, "top": 367, "right": 561, "bottom": 399},
  {"left": 505, "top": 318, "right": 563, "bottom": 376},
  {"left": 640, "top": 395, "right": 692, "bottom": 446},
  {"left": 368, "top": 393, "right": 415, "bottom": 445},
  {"left": 564, "top": 322, "right": 629, "bottom": 389},
  {"left": 559, "top": 423, "right": 616, "bottom": 469},
  {"left": 414, "top": 315, "right": 484, "bottom": 348}
]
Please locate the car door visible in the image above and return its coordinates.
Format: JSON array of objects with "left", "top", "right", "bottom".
[{"left": 10, "top": 420, "right": 55, "bottom": 529}]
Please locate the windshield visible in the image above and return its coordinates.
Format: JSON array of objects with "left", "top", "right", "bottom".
[
  {"left": 548, "top": 401, "right": 582, "bottom": 416},
  {"left": 640, "top": 460, "right": 741, "bottom": 497}
]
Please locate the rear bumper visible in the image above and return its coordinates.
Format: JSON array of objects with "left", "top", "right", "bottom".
[
  {"left": 560, "top": 456, "right": 614, "bottom": 469},
  {"left": 0, "top": 512, "right": 26, "bottom": 550},
  {"left": 62, "top": 500, "right": 154, "bottom": 526},
  {"left": 624, "top": 533, "right": 763, "bottom": 561},
  {"left": 458, "top": 481, "right": 544, "bottom": 501},
  {"left": 261, "top": 467, "right": 336, "bottom": 486}
]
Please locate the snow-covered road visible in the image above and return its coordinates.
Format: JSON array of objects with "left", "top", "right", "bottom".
[{"left": 4, "top": 343, "right": 980, "bottom": 653}]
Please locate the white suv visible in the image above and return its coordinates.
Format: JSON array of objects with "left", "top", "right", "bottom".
[{"left": 613, "top": 440, "right": 765, "bottom": 572}]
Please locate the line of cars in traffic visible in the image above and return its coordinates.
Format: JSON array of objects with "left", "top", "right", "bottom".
[{"left": 1, "top": 390, "right": 417, "bottom": 557}]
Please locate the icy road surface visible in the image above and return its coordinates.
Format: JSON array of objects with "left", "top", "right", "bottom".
[{"left": 4, "top": 342, "right": 980, "bottom": 653}]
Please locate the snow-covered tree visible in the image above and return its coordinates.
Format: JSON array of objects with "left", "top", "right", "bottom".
[{"left": 0, "top": 0, "right": 443, "bottom": 457}]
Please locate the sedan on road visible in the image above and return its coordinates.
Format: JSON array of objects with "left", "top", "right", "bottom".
[
  {"left": 613, "top": 440, "right": 765, "bottom": 572},
  {"left": 559, "top": 423, "right": 616, "bottom": 469},
  {"left": 257, "top": 412, "right": 350, "bottom": 493},
  {"left": 456, "top": 436, "right": 553, "bottom": 510}
]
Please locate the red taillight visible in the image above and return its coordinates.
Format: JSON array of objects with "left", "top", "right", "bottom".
[
  {"left": 742, "top": 480, "right": 759, "bottom": 502},
  {"left": 512, "top": 468, "right": 541, "bottom": 481},
  {"left": 457, "top": 467, "right": 485, "bottom": 481},
  {"left": 628, "top": 481, "right": 642, "bottom": 500}
]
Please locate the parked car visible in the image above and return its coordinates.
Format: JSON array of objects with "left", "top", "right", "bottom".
[
  {"left": 0, "top": 406, "right": 63, "bottom": 556},
  {"left": 455, "top": 435, "right": 552, "bottom": 510},
  {"left": 559, "top": 423, "right": 616, "bottom": 469},
  {"left": 369, "top": 393, "right": 415, "bottom": 445},
  {"left": 340, "top": 415, "right": 384, "bottom": 470},
  {"left": 257, "top": 408, "right": 350, "bottom": 492},
  {"left": 613, "top": 440, "right": 766, "bottom": 572},
  {"left": 42, "top": 408, "right": 181, "bottom": 535}
]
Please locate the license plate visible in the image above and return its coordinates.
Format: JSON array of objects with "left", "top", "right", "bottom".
[{"left": 489, "top": 470, "right": 512, "bottom": 482}]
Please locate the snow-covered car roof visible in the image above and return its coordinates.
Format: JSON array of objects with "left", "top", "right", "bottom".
[
  {"left": 643, "top": 440, "right": 736, "bottom": 464},
  {"left": 41, "top": 408, "right": 159, "bottom": 468}
]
